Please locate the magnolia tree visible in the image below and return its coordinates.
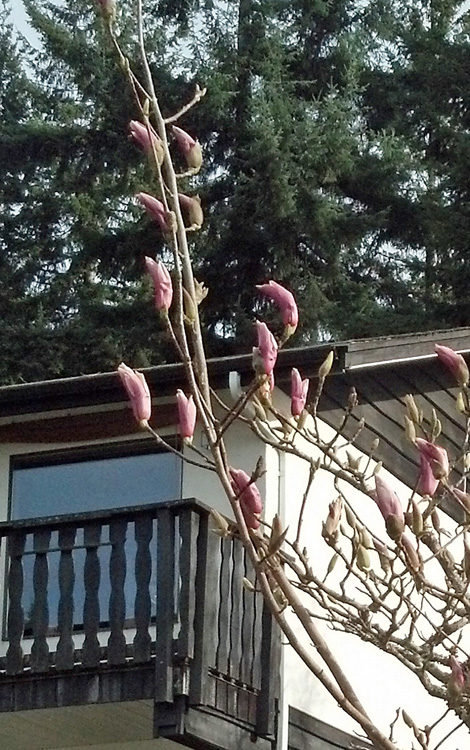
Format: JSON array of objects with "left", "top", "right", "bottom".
[{"left": 97, "top": 2, "right": 470, "bottom": 748}]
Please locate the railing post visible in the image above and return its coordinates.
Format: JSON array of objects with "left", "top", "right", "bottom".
[
  {"left": 174, "top": 508, "right": 200, "bottom": 693},
  {"left": 189, "top": 511, "right": 220, "bottom": 706},
  {"left": 82, "top": 523, "right": 102, "bottom": 667},
  {"left": 30, "top": 528, "right": 52, "bottom": 672},
  {"left": 256, "top": 600, "right": 281, "bottom": 737},
  {"left": 56, "top": 526, "right": 77, "bottom": 671},
  {"left": 154, "top": 507, "right": 176, "bottom": 702},
  {"left": 133, "top": 513, "right": 153, "bottom": 663},
  {"left": 108, "top": 518, "right": 127, "bottom": 665},
  {"left": 6, "top": 531, "right": 26, "bottom": 675}
]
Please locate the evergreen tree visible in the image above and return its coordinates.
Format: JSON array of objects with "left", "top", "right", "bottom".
[
  {"left": 4, "top": 0, "right": 464, "bottom": 384},
  {"left": 359, "top": 0, "right": 470, "bottom": 330}
]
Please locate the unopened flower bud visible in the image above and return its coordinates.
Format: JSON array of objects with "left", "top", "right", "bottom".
[
  {"left": 318, "top": 350, "right": 334, "bottom": 379},
  {"left": 435, "top": 344, "right": 469, "bottom": 387},
  {"left": 179, "top": 193, "right": 204, "bottom": 229},
  {"left": 172, "top": 125, "right": 203, "bottom": 172},
  {"left": 401, "top": 534, "right": 421, "bottom": 572},
  {"left": 411, "top": 500, "right": 424, "bottom": 536},
  {"left": 356, "top": 545, "right": 371, "bottom": 571},
  {"left": 404, "top": 415, "right": 416, "bottom": 444},
  {"left": 404, "top": 394, "right": 421, "bottom": 424}
]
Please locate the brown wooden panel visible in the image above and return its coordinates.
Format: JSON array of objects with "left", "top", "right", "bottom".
[{"left": 0, "top": 404, "right": 176, "bottom": 444}]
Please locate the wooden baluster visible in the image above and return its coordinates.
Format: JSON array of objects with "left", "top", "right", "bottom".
[
  {"left": 133, "top": 515, "right": 153, "bottom": 663},
  {"left": 251, "top": 584, "right": 264, "bottom": 691},
  {"left": 175, "top": 509, "right": 199, "bottom": 664},
  {"left": 189, "top": 512, "right": 221, "bottom": 707},
  {"left": 256, "top": 602, "right": 281, "bottom": 736},
  {"left": 216, "top": 535, "right": 232, "bottom": 678},
  {"left": 30, "top": 529, "right": 52, "bottom": 672},
  {"left": 6, "top": 531, "right": 26, "bottom": 675},
  {"left": 56, "top": 526, "right": 77, "bottom": 671},
  {"left": 108, "top": 518, "right": 127, "bottom": 665},
  {"left": 230, "top": 539, "right": 244, "bottom": 681},
  {"left": 241, "top": 548, "right": 256, "bottom": 686},
  {"left": 155, "top": 508, "right": 175, "bottom": 702},
  {"left": 82, "top": 524, "right": 101, "bottom": 667}
]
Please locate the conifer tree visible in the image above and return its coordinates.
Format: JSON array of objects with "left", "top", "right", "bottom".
[{"left": 5, "top": 0, "right": 466, "bottom": 383}]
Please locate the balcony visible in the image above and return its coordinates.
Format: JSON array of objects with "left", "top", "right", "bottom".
[{"left": 0, "top": 500, "right": 279, "bottom": 750}]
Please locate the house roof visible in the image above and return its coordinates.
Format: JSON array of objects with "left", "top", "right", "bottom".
[
  {"left": 0, "top": 326, "right": 468, "bottom": 518},
  {"left": 1, "top": 326, "right": 469, "bottom": 415}
]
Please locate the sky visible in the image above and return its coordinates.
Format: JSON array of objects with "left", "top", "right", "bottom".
[{"left": 9, "top": 1, "right": 41, "bottom": 47}]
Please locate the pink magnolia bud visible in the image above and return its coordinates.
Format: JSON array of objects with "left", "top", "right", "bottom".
[
  {"left": 129, "top": 121, "right": 164, "bottom": 164},
  {"left": 256, "top": 280, "right": 299, "bottom": 330},
  {"left": 417, "top": 454, "right": 439, "bottom": 497},
  {"left": 230, "top": 468, "right": 263, "bottom": 530},
  {"left": 374, "top": 475, "right": 405, "bottom": 541},
  {"left": 172, "top": 125, "right": 203, "bottom": 172},
  {"left": 176, "top": 390, "right": 197, "bottom": 443},
  {"left": 136, "top": 192, "right": 173, "bottom": 234},
  {"left": 118, "top": 363, "right": 151, "bottom": 425},
  {"left": 291, "top": 368, "right": 309, "bottom": 417},
  {"left": 178, "top": 193, "right": 204, "bottom": 228},
  {"left": 448, "top": 656, "right": 466, "bottom": 698},
  {"left": 415, "top": 438, "right": 449, "bottom": 479},
  {"left": 144, "top": 257, "right": 173, "bottom": 313},
  {"left": 253, "top": 321, "right": 278, "bottom": 376},
  {"left": 435, "top": 344, "right": 469, "bottom": 387}
]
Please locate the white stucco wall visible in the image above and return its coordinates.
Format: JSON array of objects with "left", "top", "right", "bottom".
[{"left": 258, "top": 388, "right": 468, "bottom": 749}]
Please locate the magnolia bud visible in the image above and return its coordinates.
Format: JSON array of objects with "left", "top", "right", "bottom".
[
  {"left": 404, "top": 415, "right": 416, "bottom": 444},
  {"left": 404, "top": 394, "right": 421, "bottom": 424},
  {"left": 411, "top": 500, "right": 424, "bottom": 536},
  {"left": 356, "top": 545, "right": 371, "bottom": 571},
  {"left": 385, "top": 514, "right": 405, "bottom": 542},
  {"left": 325, "top": 553, "right": 339, "bottom": 579},
  {"left": 318, "top": 350, "right": 334, "bottom": 379},
  {"left": 179, "top": 193, "right": 204, "bottom": 229}
]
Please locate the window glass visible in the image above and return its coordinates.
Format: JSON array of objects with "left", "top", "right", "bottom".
[{"left": 11, "top": 448, "right": 182, "bottom": 520}]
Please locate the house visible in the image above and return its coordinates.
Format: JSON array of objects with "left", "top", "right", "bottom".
[{"left": 0, "top": 326, "right": 468, "bottom": 750}]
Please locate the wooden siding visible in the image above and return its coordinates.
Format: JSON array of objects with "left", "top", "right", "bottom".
[
  {"left": 289, "top": 707, "right": 371, "bottom": 750},
  {"left": 319, "top": 358, "right": 466, "bottom": 520},
  {"left": 0, "top": 404, "right": 176, "bottom": 443}
]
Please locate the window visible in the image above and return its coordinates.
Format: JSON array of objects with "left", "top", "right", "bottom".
[
  {"left": 8, "top": 442, "right": 182, "bottom": 633},
  {"left": 10, "top": 442, "right": 182, "bottom": 520}
]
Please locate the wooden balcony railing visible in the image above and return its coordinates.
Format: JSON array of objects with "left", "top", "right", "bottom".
[{"left": 0, "top": 499, "right": 279, "bottom": 735}]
